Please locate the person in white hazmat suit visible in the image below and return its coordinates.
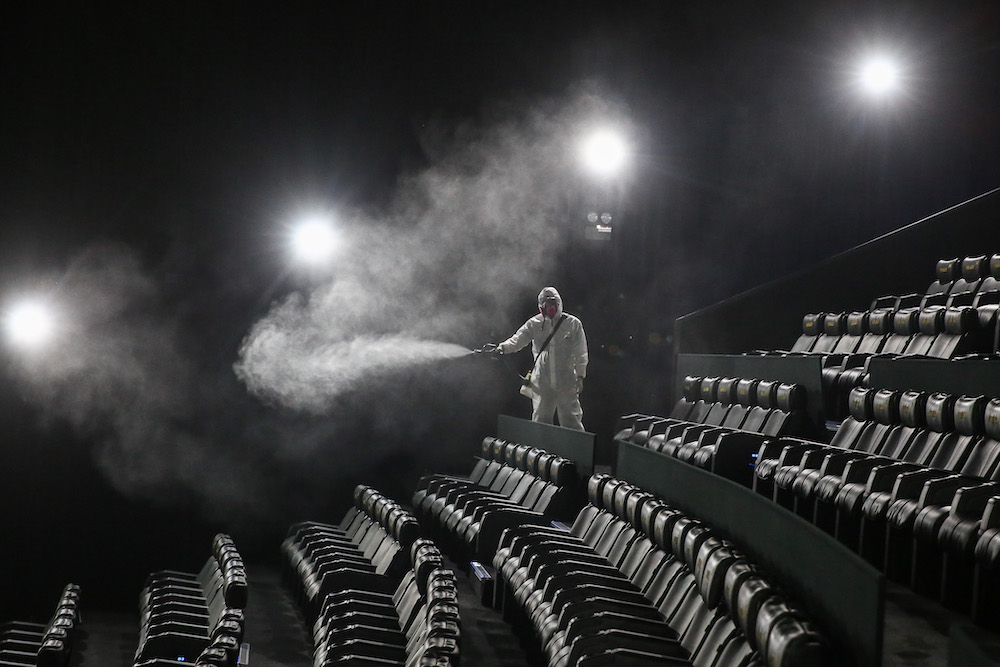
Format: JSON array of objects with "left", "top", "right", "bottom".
[{"left": 495, "top": 287, "right": 588, "bottom": 431}]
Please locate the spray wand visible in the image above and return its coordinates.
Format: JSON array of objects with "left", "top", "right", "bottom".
[{"left": 472, "top": 343, "right": 531, "bottom": 384}]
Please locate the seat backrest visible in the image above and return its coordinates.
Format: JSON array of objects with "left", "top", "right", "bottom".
[
  {"left": 831, "top": 311, "right": 866, "bottom": 354},
  {"left": 756, "top": 380, "right": 779, "bottom": 409},
  {"left": 761, "top": 383, "right": 807, "bottom": 436},
  {"left": 973, "top": 254, "right": 1000, "bottom": 304},
  {"left": 547, "top": 456, "right": 577, "bottom": 488},
  {"left": 928, "top": 306, "right": 984, "bottom": 359},
  {"left": 700, "top": 377, "right": 722, "bottom": 404},
  {"left": 919, "top": 393, "right": 964, "bottom": 469},
  {"left": 828, "top": 387, "right": 875, "bottom": 450},
  {"left": 888, "top": 391, "right": 933, "bottom": 463},
  {"left": 735, "top": 378, "right": 759, "bottom": 408},
  {"left": 697, "top": 543, "right": 739, "bottom": 610},
  {"left": 740, "top": 405, "right": 771, "bottom": 433},
  {"left": 669, "top": 375, "right": 703, "bottom": 420},
  {"left": 700, "top": 377, "right": 738, "bottom": 426},
  {"left": 511, "top": 443, "right": 531, "bottom": 469},
  {"left": 902, "top": 307, "right": 945, "bottom": 356},
  {"left": 946, "top": 255, "right": 988, "bottom": 304},
  {"left": 947, "top": 395, "right": 989, "bottom": 475},
  {"left": 850, "top": 311, "right": 886, "bottom": 354},
  {"left": 883, "top": 309, "right": 919, "bottom": 354},
  {"left": 979, "top": 399, "right": 1000, "bottom": 481},
  {"left": 921, "top": 257, "right": 960, "bottom": 307},
  {"left": 719, "top": 378, "right": 752, "bottom": 428},
  {"left": 790, "top": 314, "right": 823, "bottom": 353},
  {"left": 810, "top": 313, "right": 847, "bottom": 354}
]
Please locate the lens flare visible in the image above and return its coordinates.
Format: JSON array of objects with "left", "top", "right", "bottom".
[
  {"left": 581, "top": 129, "right": 628, "bottom": 177},
  {"left": 4, "top": 299, "right": 56, "bottom": 350},
  {"left": 858, "top": 55, "right": 901, "bottom": 96},
  {"left": 292, "top": 218, "right": 340, "bottom": 266}
]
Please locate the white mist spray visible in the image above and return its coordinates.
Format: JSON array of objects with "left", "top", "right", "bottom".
[{"left": 236, "top": 328, "right": 471, "bottom": 414}]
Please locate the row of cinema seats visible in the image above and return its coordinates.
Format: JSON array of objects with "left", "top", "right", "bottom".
[
  {"left": 312, "top": 539, "right": 460, "bottom": 667},
  {"left": 411, "top": 437, "right": 580, "bottom": 562},
  {"left": 283, "top": 486, "right": 418, "bottom": 621},
  {"left": 752, "top": 386, "right": 1000, "bottom": 628},
  {"left": 756, "top": 254, "right": 1000, "bottom": 420},
  {"left": 872, "top": 254, "right": 1000, "bottom": 313},
  {"left": 491, "top": 474, "right": 830, "bottom": 666},
  {"left": 614, "top": 375, "right": 809, "bottom": 486},
  {"left": 781, "top": 306, "right": 988, "bottom": 411},
  {"left": 0, "top": 584, "right": 81, "bottom": 667},
  {"left": 282, "top": 486, "right": 461, "bottom": 665},
  {"left": 134, "top": 533, "right": 248, "bottom": 667}
]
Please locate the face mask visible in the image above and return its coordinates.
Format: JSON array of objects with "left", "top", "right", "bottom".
[{"left": 540, "top": 303, "right": 558, "bottom": 318}]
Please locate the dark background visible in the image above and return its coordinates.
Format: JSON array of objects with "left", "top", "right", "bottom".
[{"left": 1, "top": 1, "right": 999, "bottom": 614}]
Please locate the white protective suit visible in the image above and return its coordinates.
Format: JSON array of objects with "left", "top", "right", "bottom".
[{"left": 498, "top": 287, "right": 588, "bottom": 431}]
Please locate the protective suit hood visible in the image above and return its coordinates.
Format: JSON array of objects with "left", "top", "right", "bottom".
[{"left": 537, "top": 286, "right": 563, "bottom": 320}]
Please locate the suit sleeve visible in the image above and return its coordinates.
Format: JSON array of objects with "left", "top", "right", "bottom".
[{"left": 498, "top": 319, "right": 534, "bottom": 355}]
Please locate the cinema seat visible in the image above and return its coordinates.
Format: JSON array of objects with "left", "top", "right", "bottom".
[
  {"left": 0, "top": 583, "right": 81, "bottom": 667},
  {"left": 614, "top": 376, "right": 705, "bottom": 445},
  {"left": 972, "top": 495, "right": 1000, "bottom": 629},
  {"left": 802, "top": 389, "right": 907, "bottom": 532},
  {"left": 770, "top": 387, "right": 880, "bottom": 513},
  {"left": 283, "top": 488, "right": 418, "bottom": 621},
  {"left": 311, "top": 539, "right": 460, "bottom": 666},
  {"left": 492, "top": 474, "right": 832, "bottom": 666},
  {"left": 134, "top": 534, "right": 247, "bottom": 665},
  {"left": 643, "top": 378, "right": 725, "bottom": 452},
  {"left": 877, "top": 396, "right": 988, "bottom": 584},
  {"left": 411, "top": 437, "right": 513, "bottom": 518}
]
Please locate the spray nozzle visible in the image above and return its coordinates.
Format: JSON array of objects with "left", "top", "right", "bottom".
[{"left": 472, "top": 343, "right": 502, "bottom": 359}]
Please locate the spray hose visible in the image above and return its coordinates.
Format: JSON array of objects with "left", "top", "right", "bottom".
[{"left": 472, "top": 344, "right": 530, "bottom": 383}]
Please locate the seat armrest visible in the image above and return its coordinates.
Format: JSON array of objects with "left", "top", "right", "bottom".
[
  {"left": 648, "top": 419, "right": 677, "bottom": 438},
  {"left": 891, "top": 469, "right": 952, "bottom": 499},
  {"left": 774, "top": 440, "right": 820, "bottom": 465},
  {"left": 918, "top": 475, "right": 984, "bottom": 507},
  {"left": 801, "top": 447, "right": 835, "bottom": 469},
  {"left": 840, "top": 353, "right": 872, "bottom": 369},
  {"left": 756, "top": 439, "right": 790, "bottom": 461},
  {"left": 663, "top": 421, "right": 695, "bottom": 439},
  {"left": 821, "top": 353, "right": 848, "bottom": 368},
  {"left": 679, "top": 423, "right": 716, "bottom": 439},
  {"left": 694, "top": 427, "right": 728, "bottom": 446},
  {"left": 818, "top": 450, "right": 866, "bottom": 476},
  {"left": 951, "top": 484, "right": 1000, "bottom": 516},
  {"left": 981, "top": 496, "right": 1000, "bottom": 530},
  {"left": 842, "top": 456, "right": 895, "bottom": 483},
  {"left": 867, "top": 462, "right": 922, "bottom": 492}
]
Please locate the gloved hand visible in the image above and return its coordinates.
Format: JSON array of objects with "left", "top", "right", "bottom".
[
  {"left": 478, "top": 343, "right": 502, "bottom": 359},
  {"left": 576, "top": 376, "right": 584, "bottom": 395}
]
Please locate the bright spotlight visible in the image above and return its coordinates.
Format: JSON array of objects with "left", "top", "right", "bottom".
[
  {"left": 858, "top": 55, "right": 901, "bottom": 96},
  {"left": 4, "top": 299, "right": 56, "bottom": 350},
  {"left": 581, "top": 129, "right": 628, "bottom": 177},
  {"left": 291, "top": 217, "right": 340, "bottom": 266}
]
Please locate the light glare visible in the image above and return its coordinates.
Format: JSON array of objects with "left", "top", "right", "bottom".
[
  {"left": 292, "top": 218, "right": 339, "bottom": 266},
  {"left": 4, "top": 300, "right": 56, "bottom": 350},
  {"left": 581, "top": 129, "right": 627, "bottom": 177},
  {"left": 859, "top": 56, "right": 901, "bottom": 96}
]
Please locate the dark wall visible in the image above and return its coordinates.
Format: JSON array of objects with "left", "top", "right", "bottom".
[{"left": 675, "top": 187, "right": 1000, "bottom": 356}]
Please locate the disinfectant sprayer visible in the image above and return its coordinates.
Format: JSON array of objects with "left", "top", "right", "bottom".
[{"left": 472, "top": 343, "right": 532, "bottom": 384}]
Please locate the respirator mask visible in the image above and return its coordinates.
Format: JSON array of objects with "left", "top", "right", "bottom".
[{"left": 539, "top": 297, "right": 559, "bottom": 319}]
